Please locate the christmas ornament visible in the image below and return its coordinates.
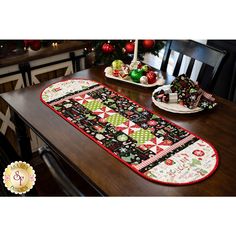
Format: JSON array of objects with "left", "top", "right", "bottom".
[
  {"left": 140, "top": 76, "right": 148, "bottom": 85},
  {"left": 102, "top": 42, "right": 114, "bottom": 54},
  {"left": 141, "top": 65, "right": 150, "bottom": 73},
  {"left": 125, "top": 41, "right": 135, "bottom": 54},
  {"left": 29, "top": 40, "right": 41, "bottom": 51},
  {"left": 137, "top": 63, "right": 143, "bottom": 69},
  {"left": 119, "top": 71, "right": 129, "bottom": 79},
  {"left": 24, "top": 40, "right": 33, "bottom": 48},
  {"left": 112, "top": 60, "right": 124, "bottom": 70},
  {"left": 142, "top": 40, "right": 155, "bottom": 49},
  {"left": 92, "top": 40, "right": 164, "bottom": 65},
  {"left": 129, "top": 60, "right": 142, "bottom": 70},
  {"left": 104, "top": 67, "right": 113, "bottom": 75},
  {"left": 146, "top": 70, "right": 157, "bottom": 84},
  {"left": 112, "top": 69, "right": 120, "bottom": 77},
  {"left": 130, "top": 69, "right": 143, "bottom": 83},
  {"left": 121, "top": 64, "right": 130, "bottom": 74},
  {"left": 119, "top": 64, "right": 130, "bottom": 79}
]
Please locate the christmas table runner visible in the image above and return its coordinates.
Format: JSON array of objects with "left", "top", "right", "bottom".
[{"left": 41, "top": 79, "right": 219, "bottom": 185}]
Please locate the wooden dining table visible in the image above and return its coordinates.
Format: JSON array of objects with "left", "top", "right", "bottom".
[{"left": 1, "top": 65, "right": 236, "bottom": 196}]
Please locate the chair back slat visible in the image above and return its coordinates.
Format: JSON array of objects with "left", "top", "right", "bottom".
[
  {"left": 197, "top": 64, "right": 215, "bottom": 91},
  {"left": 173, "top": 53, "right": 183, "bottom": 77},
  {"left": 186, "top": 58, "right": 195, "bottom": 77},
  {"left": 197, "top": 63, "right": 207, "bottom": 84},
  {"left": 160, "top": 40, "right": 171, "bottom": 71}
]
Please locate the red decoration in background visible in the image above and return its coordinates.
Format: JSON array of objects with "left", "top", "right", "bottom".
[
  {"left": 125, "top": 41, "right": 135, "bottom": 53},
  {"left": 24, "top": 40, "right": 32, "bottom": 48},
  {"left": 142, "top": 40, "right": 155, "bottom": 49},
  {"left": 30, "top": 40, "right": 41, "bottom": 51},
  {"left": 24, "top": 40, "right": 41, "bottom": 51},
  {"left": 102, "top": 43, "right": 114, "bottom": 54}
]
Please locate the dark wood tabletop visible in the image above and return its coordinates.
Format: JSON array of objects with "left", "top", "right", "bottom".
[{"left": 1, "top": 65, "right": 236, "bottom": 196}]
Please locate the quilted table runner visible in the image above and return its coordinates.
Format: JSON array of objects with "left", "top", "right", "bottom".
[{"left": 41, "top": 79, "right": 219, "bottom": 185}]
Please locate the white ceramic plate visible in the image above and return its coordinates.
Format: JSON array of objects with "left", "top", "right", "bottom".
[
  {"left": 104, "top": 68, "right": 165, "bottom": 88},
  {"left": 152, "top": 85, "right": 203, "bottom": 114}
]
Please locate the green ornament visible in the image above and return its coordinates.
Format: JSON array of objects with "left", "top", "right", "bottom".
[
  {"left": 130, "top": 69, "right": 143, "bottom": 83},
  {"left": 141, "top": 65, "right": 149, "bottom": 72},
  {"left": 112, "top": 60, "right": 124, "bottom": 70}
]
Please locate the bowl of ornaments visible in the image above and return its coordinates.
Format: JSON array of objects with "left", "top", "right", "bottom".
[{"left": 104, "top": 59, "right": 165, "bottom": 87}]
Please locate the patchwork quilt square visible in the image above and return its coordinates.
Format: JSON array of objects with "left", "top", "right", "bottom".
[
  {"left": 138, "top": 137, "right": 165, "bottom": 154},
  {"left": 130, "top": 129, "right": 155, "bottom": 145},
  {"left": 93, "top": 106, "right": 116, "bottom": 119},
  {"left": 106, "top": 113, "right": 128, "bottom": 126},
  {"left": 73, "top": 94, "right": 94, "bottom": 105},
  {"left": 115, "top": 120, "right": 140, "bottom": 135},
  {"left": 83, "top": 100, "right": 104, "bottom": 111}
]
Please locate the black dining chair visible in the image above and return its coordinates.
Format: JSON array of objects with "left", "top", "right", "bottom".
[
  {"left": 38, "top": 146, "right": 104, "bottom": 196},
  {"left": 38, "top": 146, "right": 84, "bottom": 196},
  {"left": 160, "top": 40, "right": 227, "bottom": 91}
]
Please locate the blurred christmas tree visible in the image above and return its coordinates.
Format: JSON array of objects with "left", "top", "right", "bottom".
[{"left": 90, "top": 40, "right": 165, "bottom": 65}]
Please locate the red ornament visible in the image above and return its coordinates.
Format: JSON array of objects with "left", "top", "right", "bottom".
[
  {"left": 112, "top": 69, "right": 120, "bottom": 77},
  {"left": 142, "top": 40, "right": 155, "bottom": 49},
  {"left": 24, "top": 40, "right": 33, "bottom": 48},
  {"left": 137, "top": 62, "right": 143, "bottom": 69},
  {"left": 102, "top": 43, "right": 114, "bottom": 54},
  {"left": 125, "top": 41, "right": 135, "bottom": 53},
  {"left": 29, "top": 40, "right": 41, "bottom": 51},
  {"left": 146, "top": 70, "right": 157, "bottom": 84}
]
